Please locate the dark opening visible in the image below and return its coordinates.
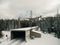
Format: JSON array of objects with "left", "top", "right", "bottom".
[{"left": 11, "top": 31, "right": 25, "bottom": 41}]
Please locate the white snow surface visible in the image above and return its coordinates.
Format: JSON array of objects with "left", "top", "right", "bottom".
[
  {"left": 21, "top": 31, "right": 60, "bottom": 45},
  {"left": 0, "top": 30, "right": 60, "bottom": 45}
]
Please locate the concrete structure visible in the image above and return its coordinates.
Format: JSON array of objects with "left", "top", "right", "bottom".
[
  {"left": 10, "top": 26, "right": 40, "bottom": 42},
  {"left": 10, "top": 27, "right": 31, "bottom": 41},
  {"left": 31, "top": 30, "right": 41, "bottom": 38}
]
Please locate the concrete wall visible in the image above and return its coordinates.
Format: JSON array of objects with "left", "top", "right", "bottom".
[
  {"left": 31, "top": 31, "right": 41, "bottom": 38},
  {"left": 25, "top": 30, "right": 30, "bottom": 41}
]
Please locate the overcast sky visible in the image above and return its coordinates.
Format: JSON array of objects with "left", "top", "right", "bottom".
[{"left": 0, "top": 0, "right": 60, "bottom": 19}]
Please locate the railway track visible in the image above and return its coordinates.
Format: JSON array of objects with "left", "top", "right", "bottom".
[
  {"left": 0, "top": 39, "right": 24, "bottom": 45},
  {"left": 10, "top": 39, "right": 24, "bottom": 45}
]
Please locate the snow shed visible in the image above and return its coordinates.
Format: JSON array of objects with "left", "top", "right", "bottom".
[
  {"left": 10, "top": 26, "right": 39, "bottom": 41},
  {"left": 11, "top": 27, "right": 31, "bottom": 41}
]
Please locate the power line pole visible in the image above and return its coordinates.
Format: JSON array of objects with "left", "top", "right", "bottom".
[
  {"left": 18, "top": 17, "right": 21, "bottom": 28},
  {"left": 30, "top": 10, "right": 32, "bottom": 27},
  {"left": 29, "top": 10, "right": 33, "bottom": 38},
  {"left": 57, "top": 9, "right": 59, "bottom": 32}
]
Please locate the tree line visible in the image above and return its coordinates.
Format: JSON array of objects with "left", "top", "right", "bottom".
[
  {"left": 0, "top": 18, "right": 37, "bottom": 38},
  {"left": 39, "top": 14, "right": 60, "bottom": 38},
  {"left": 0, "top": 19, "right": 36, "bottom": 31}
]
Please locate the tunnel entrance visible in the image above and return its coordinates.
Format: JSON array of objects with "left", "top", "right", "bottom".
[{"left": 11, "top": 31, "right": 25, "bottom": 41}]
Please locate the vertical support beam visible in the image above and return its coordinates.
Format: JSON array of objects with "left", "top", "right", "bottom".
[{"left": 18, "top": 17, "right": 21, "bottom": 28}]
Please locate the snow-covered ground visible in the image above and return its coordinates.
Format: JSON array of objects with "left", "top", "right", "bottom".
[
  {"left": 21, "top": 31, "right": 60, "bottom": 45},
  {"left": 0, "top": 31, "right": 10, "bottom": 43},
  {"left": 0, "top": 30, "right": 60, "bottom": 45}
]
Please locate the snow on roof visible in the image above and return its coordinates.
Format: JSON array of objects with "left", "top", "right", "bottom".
[
  {"left": 10, "top": 26, "right": 38, "bottom": 31},
  {"left": 32, "top": 30, "right": 41, "bottom": 34}
]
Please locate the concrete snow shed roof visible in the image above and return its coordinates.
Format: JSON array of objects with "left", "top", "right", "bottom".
[{"left": 10, "top": 26, "right": 38, "bottom": 31}]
